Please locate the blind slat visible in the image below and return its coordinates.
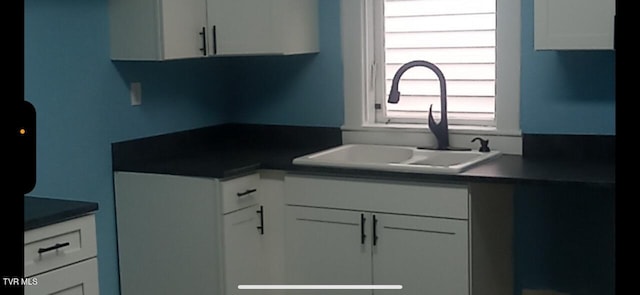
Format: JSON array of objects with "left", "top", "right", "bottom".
[
  {"left": 385, "top": 80, "right": 495, "bottom": 97},
  {"left": 385, "top": 48, "right": 495, "bottom": 63},
  {"left": 386, "top": 31, "right": 496, "bottom": 48},
  {"left": 386, "top": 96, "right": 495, "bottom": 113},
  {"left": 385, "top": 0, "right": 496, "bottom": 17},
  {"left": 385, "top": 14, "right": 495, "bottom": 32},
  {"left": 386, "top": 63, "right": 495, "bottom": 80}
]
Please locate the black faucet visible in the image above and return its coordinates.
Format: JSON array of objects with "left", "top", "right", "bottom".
[{"left": 388, "top": 60, "right": 470, "bottom": 151}]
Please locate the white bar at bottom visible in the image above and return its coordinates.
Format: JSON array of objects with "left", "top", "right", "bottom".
[{"left": 238, "top": 285, "right": 403, "bottom": 290}]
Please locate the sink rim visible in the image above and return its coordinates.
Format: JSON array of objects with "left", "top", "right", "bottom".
[
  {"left": 306, "top": 144, "right": 415, "bottom": 164},
  {"left": 293, "top": 143, "right": 502, "bottom": 174}
]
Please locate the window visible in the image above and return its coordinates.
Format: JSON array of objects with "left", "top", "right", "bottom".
[
  {"left": 376, "top": 0, "right": 496, "bottom": 126},
  {"left": 341, "top": 0, "right": 521, "bottom": 142}
]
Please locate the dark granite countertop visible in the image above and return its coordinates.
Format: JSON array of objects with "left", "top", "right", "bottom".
[
  {"left": 24, "top": 196, "right": 99, "bottom": 231},
  {"left": 112, "top": 124, "right": 615, "bottom": 187},
  {"left": 285, "top": 154, "right": 615, "bottom": 187}
]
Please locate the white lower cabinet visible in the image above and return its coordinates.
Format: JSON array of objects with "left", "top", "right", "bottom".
[
  {"left": 24, "top": 214, "right": 99, "bottom": 295},
  {"left": 284, "top": 174, "right": 513, "bottom": 295},
  {"left": 114, "top": 171, "right": 284, "bottom": 295},
  {"left": 285, "top": 207, "right": 372, "bottom": 295},
  {"left": 223, "top": 204, "right": 269, "bottom": 294},
  {"left": 372, "top": 213, "right": 469, "bottom": 295},
  {"left": 222, "top": 171, "right": 286, "bottom": 295},
  {"left": 114, "top": 171, "right": 511, "bottom": 295},
  {"left": 286, "top": 206, "right": 468, "bottom": 295},
  {"left": 25, "top": 259, "right": 99, "bottom": 295}
]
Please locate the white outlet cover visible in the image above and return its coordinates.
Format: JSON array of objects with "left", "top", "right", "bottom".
[{"left": 130, "top": 82, "right": 142, "bottom": 106}]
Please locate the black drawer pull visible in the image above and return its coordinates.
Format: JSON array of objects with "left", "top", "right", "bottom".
[
  {"left": 360, "top": 214, "right": 366, "bottom": 245},
  {"left": 237, "top": 189, "right": 257, "bottom": 197},
  {"left": 38, "top": 242, "right": 70, "bottom": 254},
  {"left": 212, "top": 25, "right": 218, "bottom": 55},
  {"left": 256, "top": 206, "right": 264, "bottom": 235},
  {"left": 373, "top": 215, "right": 379, "bottom": 246},
  {"left": 199, "top": 27, "right": 207, "bottom": 56}
]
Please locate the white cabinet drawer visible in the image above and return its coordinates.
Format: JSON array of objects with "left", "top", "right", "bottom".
[
  {"left": 24, "top": 214, "right": 98, "bottom": 277},
  {"left": 221, "top": 173, "right": 260, "bottom": 214},
  {"left": 285, "top": 175, "right": 469, "bottom": 219},
  {"left": 25, "top": 258, "right": 99, "bottom": 295}
]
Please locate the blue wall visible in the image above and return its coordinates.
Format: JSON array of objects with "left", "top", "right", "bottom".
[
  {"left": 25, "top": 0, "right": 615, "bottom": 295},
  {"left": 514, "top": 184, "right": 615, "bottom": 295},
  {"left": 224, "top": 0, "right": 344, "bottom": 127},
  {"left": 25, "top": 1, "right": 231, "bottom": 294},
  {"left": 520, "top": 0, "right": 616, "bottom": 135}
]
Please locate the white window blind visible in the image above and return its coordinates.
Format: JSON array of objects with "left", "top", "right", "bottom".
[{"left": 378, "top": 0, "right": 496, "bottom": 126}]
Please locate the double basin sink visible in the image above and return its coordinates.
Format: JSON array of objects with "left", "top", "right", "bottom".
[{"left": 293, "top": 144, "right": 501, "bottom": 174}]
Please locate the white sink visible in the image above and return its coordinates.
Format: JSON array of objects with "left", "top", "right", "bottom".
[{"left": 293, "top": 144, "right": 502, "bottom": 174}]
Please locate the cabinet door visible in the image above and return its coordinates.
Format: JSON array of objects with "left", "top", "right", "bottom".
[
  {"left": 25, "top": 258, "right": 99, "bottom": 295},
  {"left": 223, "top": 204, "right": 268, "bottom": 295},
  {"left": 534, "top": 0, "right": 615, "bottom": 50},
  {"left": 160, "top": 0, "right": 209, "bottom": 59},
  {"left": 258, "top": 171, "right": 287, "bottom": 287},
  {"left": 109, "top": 0, "right": 208, "bottom": 60},
  {"left": 114, "top": 172, "right": 221, "bottom": 295},
  {"left": 372, "top": 214, "right": 469, "bottom": 295},
  {"left": 285, "top": 206, "right": 372, "bottom": 295},
  {"left": 206, "top": 0, "right": 279, "bottom": 55}
]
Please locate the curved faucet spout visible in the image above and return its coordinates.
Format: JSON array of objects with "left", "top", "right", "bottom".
[
  {"left": 388, "top": 60, "right": 448, "bottom": 119},
  {"left": 387, "top": 60, "right": 466, "bottom": 150}
]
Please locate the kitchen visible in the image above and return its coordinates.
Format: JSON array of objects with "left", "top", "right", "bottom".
[{"left": 16, "top": 0, "right": 617, "bottom": 294}]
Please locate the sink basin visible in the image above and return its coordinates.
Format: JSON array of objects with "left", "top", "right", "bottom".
[{"left": 293, "top": 144, "right": 502, "bottom": 174}]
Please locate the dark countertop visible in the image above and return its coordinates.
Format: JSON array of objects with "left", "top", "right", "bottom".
[
  {"left": 24, "top": 196, "right": 99, "bottom": 231},
  {"left": 111, "top": 124, "right": 615, "bottom": 187},
  {"left": 285, "top": 155, "right": 615, "bottom": 186}
]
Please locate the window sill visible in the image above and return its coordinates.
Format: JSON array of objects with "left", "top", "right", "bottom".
[
  {"left": 341, "top": 123, "right": 523, "bottom": 154},
  {"left": 355, "top": 123, "right": 521, "bottom": 136}
]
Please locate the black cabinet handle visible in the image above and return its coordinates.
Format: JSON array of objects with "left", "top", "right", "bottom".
[
  {"left": 38, "top": 242, "right": 70, "bottom": 254},
  {"left": 212, "top": 25, "right": 218, "bottom": 55},
  {"left": 237, "top": 189, "right": 257, "bottom": 197},
  {"left": 360, "top": 214, "right": 367, "bottom": 245},
  {"left": 199, "top": 27, "right": 207, "bottom": 56},
  {"left": 256, "top": 206, "right": 264, "bottom": 235},
  {"left": 373, "top": 215, "right": 379, "bottom": 246}
]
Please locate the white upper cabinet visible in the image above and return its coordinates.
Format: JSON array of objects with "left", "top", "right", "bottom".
[
  {"left": 109, "top": 0, "right": 319, "bottom": 60},
  {"left": 534, "top": 0, "right": 615, "bottom": 50},
  {"left": 208, "top": 0, "right": 319, "bottom": 56},
  {"left": 109, "top": 0, "right": 208, "bottom": 60}
]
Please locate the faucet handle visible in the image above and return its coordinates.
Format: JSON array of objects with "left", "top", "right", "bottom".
[
  {"left": 471, "top": 137, "right": 491, "bottom": 152},
  {"left": 427, "top": 104, "right": 437, "bottom": 126}
]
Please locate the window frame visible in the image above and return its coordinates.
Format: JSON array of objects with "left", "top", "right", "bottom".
[{"left": 340, "top": 0, "right": 522, "bottom": 154}]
